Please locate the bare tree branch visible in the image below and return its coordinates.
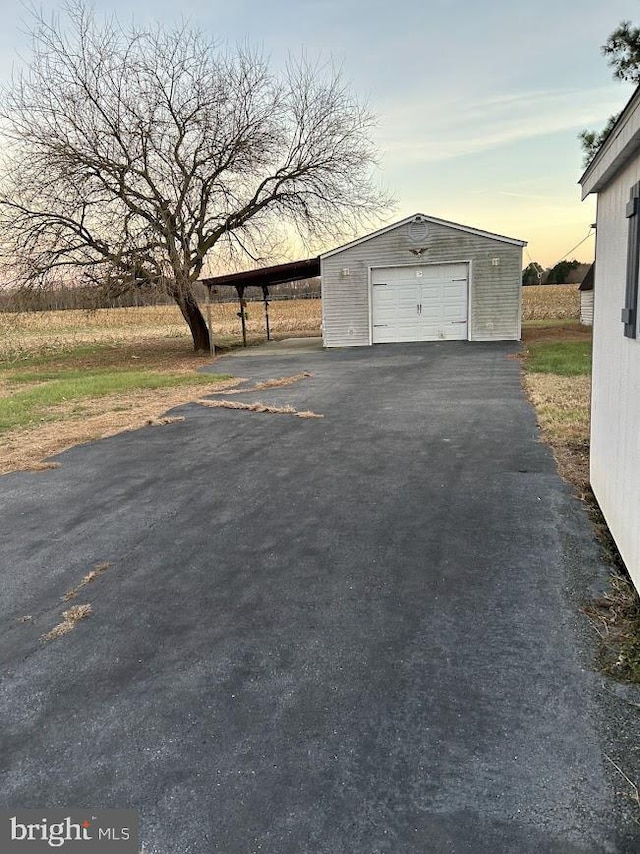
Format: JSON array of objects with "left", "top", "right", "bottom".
[{"left": 0, "top": 1, "right": 393, "bottom": 351}]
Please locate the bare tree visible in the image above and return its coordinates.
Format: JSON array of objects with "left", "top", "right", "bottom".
[{"left": 0, "top": 2, "right": 392, "bottom": 351}]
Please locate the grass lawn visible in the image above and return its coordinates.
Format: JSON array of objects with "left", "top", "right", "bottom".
[
  {"left": 0, "top": 368, "right": 222, "bottom": 432},
  {"left": 521, "top": 321, "right": 592, "bottom": 486},
  {"left": 0, "top": 299, "right": 324, "bottom": 474},
  {"left": 524, "top": 339, "right": 592, "bottom": 376},
  {"left": 0, "top": 299, "right": 328, "bottom": 472},
  {"left": 0, "top": 336, "right": 236, "bottom": 474}
]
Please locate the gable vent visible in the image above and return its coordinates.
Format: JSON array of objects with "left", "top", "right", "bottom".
[{"left": 408, "top": 217, "right": 428, "bottom": 243}]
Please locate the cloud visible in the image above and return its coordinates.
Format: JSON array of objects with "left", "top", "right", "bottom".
[{"left": 376, "top": 85, "right": 630, "bottom": 164}]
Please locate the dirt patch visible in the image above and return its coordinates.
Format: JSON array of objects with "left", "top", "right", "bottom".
[{"left": 522, "top": 323, "right": 592, "bottom": 345}]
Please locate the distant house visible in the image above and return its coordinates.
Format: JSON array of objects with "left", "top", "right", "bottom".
[
  {"left": 579, "top": 84, "right": 640, "bottom": 590},
  {"left": 320, "top": 213, "right": 526, "bottom": 346},
  {"left": 579, "top": 264, "right": 594, "bottom": 326}
]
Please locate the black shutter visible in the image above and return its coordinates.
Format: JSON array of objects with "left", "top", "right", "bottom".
[{"left": 623, "top": 181, "right": 640, "bottom": 338}]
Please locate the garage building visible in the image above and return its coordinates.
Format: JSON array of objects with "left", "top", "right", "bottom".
[{"left": 320, "top": 213, "right": 526, "bottom": 347}]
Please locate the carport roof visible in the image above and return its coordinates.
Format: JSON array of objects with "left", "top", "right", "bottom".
[
  {"left": 201, "top": 258, "right": 320, "bottom": 291},
  {"left": 320, "top": 213, "right": 527, "bottom": 258}
]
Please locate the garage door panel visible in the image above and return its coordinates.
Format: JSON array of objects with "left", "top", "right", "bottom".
[
  {"left": 372, "top": 280, "right": 421, "bottom": 343},
  {"left": 419, "top": 263, "right": 466, "bottom": 281},
  {"left": 372, "top": 264, "right": 468, "bottom": 343}
]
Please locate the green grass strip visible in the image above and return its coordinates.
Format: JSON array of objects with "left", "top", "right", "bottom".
[
  {"left": 6, "top": 366, "right": 150, "bottom": 383},
  {"left": 525, "top": 340, "right": 592, "bottom": 376},
  {"left": 0, "top": 343, "right": 114, "bottom": 370},
  {"left": 0, "top": 370, "right": 228, "bottom": 432}
]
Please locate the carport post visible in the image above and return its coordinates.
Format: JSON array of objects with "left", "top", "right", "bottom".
[
  {"left": 262, "top": 284, "right": 271, "bottom": 341},
  {"left": 236, "top": 284, "right": 247, "bottom": 347},
  {"left": 205, "top": 286, "right": 214, "bottom": 351}
]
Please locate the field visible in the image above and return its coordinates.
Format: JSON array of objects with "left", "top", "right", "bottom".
[
  {"left": 0, "top": 286, "right": 577, "bottom": 362},
  {"left": 522, "top": 284, "right": 580, "bottom": 321},
  {"left": 0, "top": 299, "right": 322, "bottom": 362},
  {"left": 0, "top": 287, "right": 578, "bottom": 475}
]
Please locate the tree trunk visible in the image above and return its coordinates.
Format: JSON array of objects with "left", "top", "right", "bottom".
[{"left": 170, "top": 280, "right": 212, "bottom": 352}]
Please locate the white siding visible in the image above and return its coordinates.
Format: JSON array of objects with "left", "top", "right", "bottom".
[
  {"left": 590, "top": 157, "right": 640, "bottom": 589},
  {"left": 321, "top": 219, "right": 522, "bottom": 347},
  {"left": 580, "top": 291, "right": 594, "bottom": 326}
]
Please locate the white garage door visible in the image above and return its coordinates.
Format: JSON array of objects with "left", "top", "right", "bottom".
[{"left": 371, "top": 264, "right": 468, "bottom": 343}]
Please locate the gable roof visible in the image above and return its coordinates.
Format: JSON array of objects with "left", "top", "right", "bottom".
[
  {"left": 320, "top": 213, "right": 527, "bottom": 259},
  {"left": 580, "top": 84, "right": 640, "bottom": 198}
]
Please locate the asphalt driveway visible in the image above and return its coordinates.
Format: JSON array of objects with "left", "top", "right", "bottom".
[{"left": 0, "top": 341, "right": 636, "bottom": 852}]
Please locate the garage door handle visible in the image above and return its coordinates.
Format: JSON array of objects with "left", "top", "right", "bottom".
[{"left": 417, "top": 303, "right": 422, "bottom": 315}]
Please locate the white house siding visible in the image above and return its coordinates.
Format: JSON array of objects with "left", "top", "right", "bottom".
[
  {"left": 321, "top": 219, "right": 522, "bottom": 347},
  {"left": 580, "top": 291, "right": 594, "bottom": 326},
  {"left": 590, "top": 156, "right": 640, "bottom": 589}
]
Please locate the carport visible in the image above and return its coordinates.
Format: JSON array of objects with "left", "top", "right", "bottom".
[{"left": 201, "top": 257, "right": 320, "bottom": 346}]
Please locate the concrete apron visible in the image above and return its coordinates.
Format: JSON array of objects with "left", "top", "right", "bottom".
[{"left": 221, "top": 336, "right": 324, "bottom": 357}]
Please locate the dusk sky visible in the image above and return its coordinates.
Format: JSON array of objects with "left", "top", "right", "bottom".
[{"left": 0, "top": 0, "right": 638, "bottom": 268}]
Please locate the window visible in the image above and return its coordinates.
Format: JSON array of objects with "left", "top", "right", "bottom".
[{"left": 623, "top": 181, "right": 640, "bottom": 338}]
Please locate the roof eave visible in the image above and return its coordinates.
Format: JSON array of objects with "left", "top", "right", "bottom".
[
  {"left": 201, "top": 257, "right": 320, "bottom": 289},
  {"left": 580, "top": 85, "right": 640, "bottom": 198}
]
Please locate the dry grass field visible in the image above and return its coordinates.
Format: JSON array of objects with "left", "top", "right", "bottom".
[
  {"left": 0, "top": 286, "right": 575, "bottom": 362},
  {"left": 0, "top": 299, "right": 322, "bottom": 362},
  {"left": 522, "top": 284, "right": 580, "bottom": 321}
]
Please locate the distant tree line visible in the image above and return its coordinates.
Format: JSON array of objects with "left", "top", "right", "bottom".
[
  {"left": 522, "top": 260, "right": 590, "bottom": 286},
  {"left": 0, "top": 277, "right": 321, "bottom": 313}
]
